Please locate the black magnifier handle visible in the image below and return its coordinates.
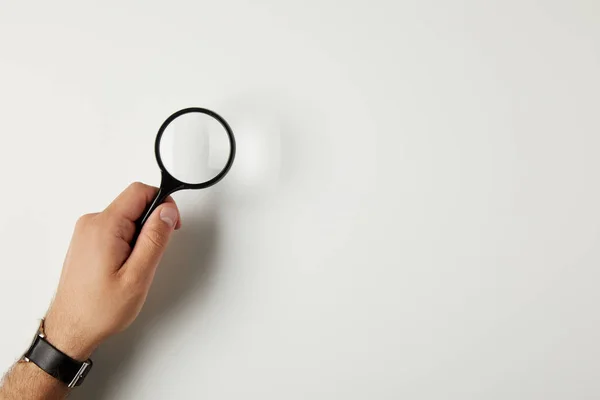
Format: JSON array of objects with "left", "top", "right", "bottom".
[{"left": 131, "top": 171, "right": 184, "bottom": 247}]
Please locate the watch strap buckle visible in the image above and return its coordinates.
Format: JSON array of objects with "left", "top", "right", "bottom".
[{"left": 68, "top": 360, "right": 92, "bottom": 388}]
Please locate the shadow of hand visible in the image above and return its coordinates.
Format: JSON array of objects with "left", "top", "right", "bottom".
[{"left": 72, "top": 203, "right": 219, "bottom": 400}]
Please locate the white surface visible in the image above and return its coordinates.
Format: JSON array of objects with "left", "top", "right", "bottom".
[{"left": 0, "top": 1, "right": 599, "bottom": 399}]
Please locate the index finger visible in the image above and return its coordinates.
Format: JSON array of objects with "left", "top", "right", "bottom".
[{"left": 105, "top": 182, "right": 159, "bottom": 222}]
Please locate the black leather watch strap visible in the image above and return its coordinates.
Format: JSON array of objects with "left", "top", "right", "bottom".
[{"left": 23, "top": 335, "right": 93, "bottom": 387}]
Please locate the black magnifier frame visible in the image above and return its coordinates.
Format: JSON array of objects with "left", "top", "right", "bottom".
[{"left": 132, "top": 107, "right": 236, "bottom": 244}]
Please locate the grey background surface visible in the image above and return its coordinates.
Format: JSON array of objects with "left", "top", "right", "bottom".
[{"left": 1, "top": 0, "right": 599, "bottom": 398}]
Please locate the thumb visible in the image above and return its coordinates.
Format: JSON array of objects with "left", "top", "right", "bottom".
[{"left": 122, "top": 203, "right": 179, "bottom": 282}]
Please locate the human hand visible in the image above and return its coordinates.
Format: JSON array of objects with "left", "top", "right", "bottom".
[{"left": 43, "top": 182, "right": 182, "bottom": 360}]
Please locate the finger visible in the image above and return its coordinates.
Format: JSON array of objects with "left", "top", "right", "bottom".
[
  {"left": 164, "top": 196, "right": 182, "bottom": 230},
  {"left": 105, "top": 182, "right": 159, "bottom": 222},
  {"left": 120, "top": 202, "right": 180, "bottom": 283},
  {"left": 107, "top": 184, "right": 180, "bottom": 229},
  {"left": 103, "top": 184, "right": 181, "bottom": 244}
]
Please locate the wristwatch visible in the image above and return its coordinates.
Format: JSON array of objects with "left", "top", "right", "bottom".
[{"left": 20, "top": 319, "right": 93, "bottom": 388}]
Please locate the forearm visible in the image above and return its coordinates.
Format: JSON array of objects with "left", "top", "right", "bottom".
[{"left": 0, "top": 361, "right": 68, "bottom": 400}]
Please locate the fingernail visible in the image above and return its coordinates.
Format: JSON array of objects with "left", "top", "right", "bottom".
[{"left": 160, "top": 207, "right": 177, "bottom": 228}]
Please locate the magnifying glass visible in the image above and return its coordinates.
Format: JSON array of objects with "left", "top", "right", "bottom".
[{"left": 133, "top": 107, "right": 236, "bottom": 244}]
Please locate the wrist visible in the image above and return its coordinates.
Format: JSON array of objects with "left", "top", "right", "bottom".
[{"left": 43, "top": 314, "right": 98, "bottom": 361}]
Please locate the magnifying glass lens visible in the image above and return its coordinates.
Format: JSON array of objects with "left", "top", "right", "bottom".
[{"left": 159, "top": 112, "right": 232, "bottom": 185}]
